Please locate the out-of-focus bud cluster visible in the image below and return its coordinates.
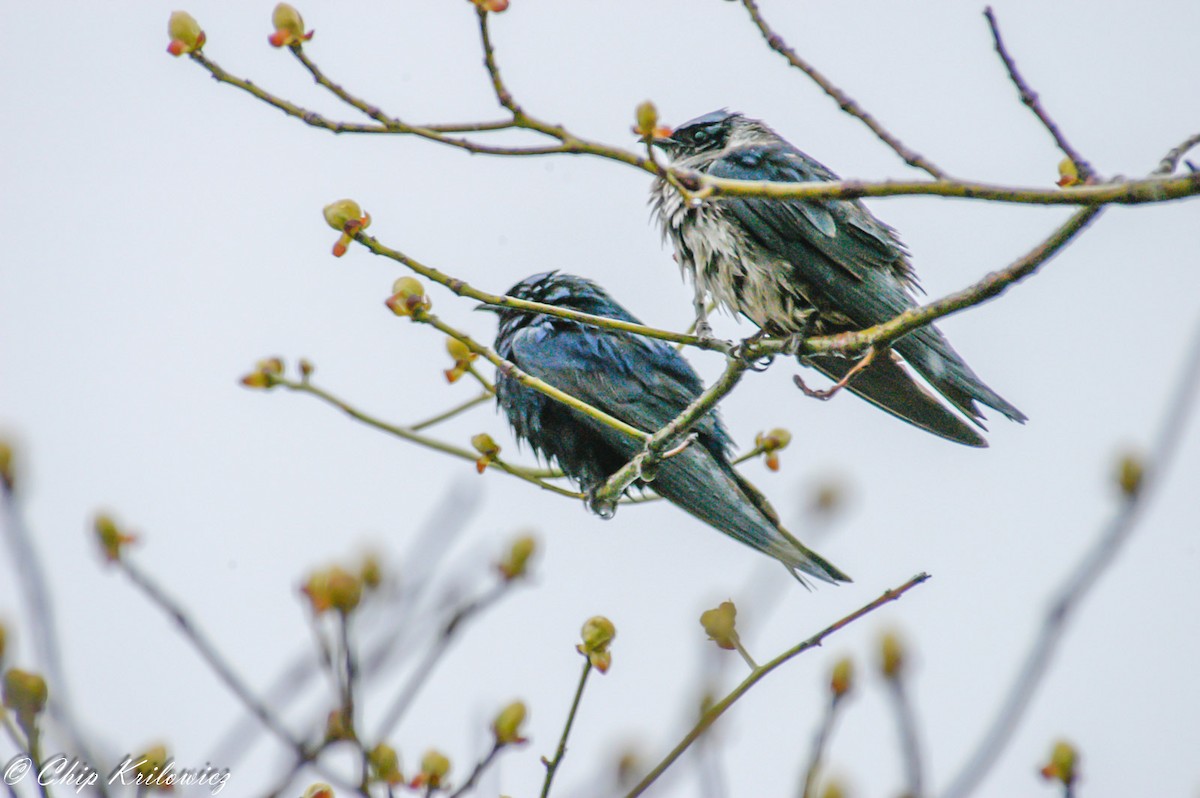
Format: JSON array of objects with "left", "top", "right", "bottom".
[
  {"left": 94, "top": 513, "right": 138, "bottom": 563},
  {"left": 0, "top": 440, "right": 14, "bottom": 493},
  {"left": 1115, "top": 450, "right": 1144, "bottom": 498},
  {"left": 3, "top": 668, "right": 48, "bottom": 733},
  {"left": 324, "top": 708, "right": 355, "bottom": 742},
  {"left": 302, "top": 784, "right": 335, "bottom": 798},
  {"left": 829, "top": 656, "right": 854, "bottom": 698},
  {"left": 369, "top": 743, "right": 403, "bottom": 785},
  {"left": 167, "top": 12, "right": 206, "bottom": 56},
  {"left": 1056, "top": 158, "right": 1081, "bottom": 188},
  {"left": 131, "top": 745, "right": 171, "bottom": 784},
  {"left": 577, "top": 616, "right": 616, "bottom": 673},
  {"left": 491, "top": 700, "right": 528, "bottom": 745},
  {"left": 301, "top": 553, "right": 385, "bottom": 616},
  {"left": 878, "top": 631, "right": 905, "bottom": 680},
  {"left": 386, "top": 277, "right": 432, "bottom": 318},
  {"left": 410, "top": 749, "right": 451, "bottom": 790},
  {"left": 754, "top": 427, "right": 792, "bottom": 472},
  {"left": 444, "top": 337, "right": 479, "bottom": 383},
  {"left": 496, "top": 533, "right": 537, "bottom": 581},
  {"left": 471, "top": 433, "right": 501, "bottom": 474},
  {"left": 268, "top": 3, "right": 314, "bottom": 48},
  {"left": 322, "top": 199, "right": 371, "bottom": 258},
  {"left": 699, "top": 600, "right": 739, "bottom": 651}
]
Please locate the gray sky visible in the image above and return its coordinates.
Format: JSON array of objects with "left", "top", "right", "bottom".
[{"left": 2, "top": 1, "right": 1198, "bottom": 796}]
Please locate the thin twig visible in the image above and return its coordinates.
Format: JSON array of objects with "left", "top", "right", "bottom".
[
  {"left": 540, "top": 657, "right": 594, "bottom": 798},
  {"left": 1154, "top": 131, "right": 1200, "bottom": 175},
  {"left": 940, "top": 321, "right": 1200, "bottom": 798},
  {"left": 983, "top": 7, "right": 1095, "bottom": 182},
  {"left": 626, "top": 573, "right": 932, "bottom": 798},
  {"left": 275, "top": 377, "right": 581, "bottom": 498},
  {"left": 409, "top": 391, "right": 494, "bottom": 432},
  {"left": 739, "top": 0, "right": 947, "bottom": 179},
  {"left": 447, "top": 743, "right": 504, "bottom": 798}
]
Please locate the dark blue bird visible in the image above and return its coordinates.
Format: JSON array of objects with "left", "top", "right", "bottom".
[
  {"left": 651, "top": 110, "right": 1027, "bottom": 447},
  {"left": 486, "top": 271, "right": 849, "bottom": 585}
]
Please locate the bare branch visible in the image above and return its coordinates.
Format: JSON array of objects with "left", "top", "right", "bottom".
[
  {"left": 1154, "top": 131, "right": 1200, "bottom": 175},
  {"left": 739, "top": 0, "right": 948, "bottom": 179},
  {"left": 626, "top": 573, "right": 932, "bottom": 798},
  {"left": 984, "top": 7, "right": 1096, "bottom": 182},
  {"left": 540, "top": 657, "right": 594, "bottom": 798},
  {"left": 940, "top": 320, "right": 1200, "bottom": 798}
]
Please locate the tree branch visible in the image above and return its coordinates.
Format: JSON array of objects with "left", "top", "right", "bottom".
[
  {"left": 984, "top": 7, "right": 1096, "bottom": 182},
  {"left": 738, "top": 0, "right": 948, "bottom": 179},
  {"left": 626, "top": 573, "right": 932, "bottom": 798}
]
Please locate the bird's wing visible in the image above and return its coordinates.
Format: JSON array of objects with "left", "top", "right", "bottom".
[
  {"left": 708, "top": 143, "right": 919, "bottom": 326},
  {"left": 506, "top": 326, "right": 728, "bottom": 454}
]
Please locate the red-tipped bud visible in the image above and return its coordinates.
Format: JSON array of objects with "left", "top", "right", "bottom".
[
  {"left": 94, "top": 514, "right": 138, "bottom": 563},
  {"left": 754, "top": 428, "right": 791, "bottom": 471},
  {"left": 385, "top": 277, "right": 431, "bottom": 317},
  {"left": 268, "top": 3, "right": 314, "bottom": 48},
  {"left": 411, "top": 750, "right": 451, "bottom": 790},
  {"left": 368, "top": 743, "right": 403, "bottom": 785},
  {"left": 471, "top": 432, "right": 501, "bottom": 473},
  {"left": 830, "top": 656, "right": 854, "bottom": 698},
  {"left": 491, "top": 700, "right": 528, "bottom": 745},
  {"left": 302, "top": 785, "right": 334, "bottom": 798},
  {"left": 1056, "top": 158, "right": 1081, "bottom": 188},
  {"left": 497, "top": 533, "right": 537, "bottom": 581},
  {"left": 322, "top": 199, "right": 370, "bottom": 257},
  {"left": 167, "top": 11, "right": 206, "bottom": 56},
  {"left": 472, "top": 0, "right": 510, "bottom": 12},
  {"left": 1039, "top": 739, "right": 1079, "bottom": 786},
  {"left": 577, "top": 616, "right": 616, "bottom": 673},
  {"left": 444, "top": 336, "right": 479, "bottom": 383}
]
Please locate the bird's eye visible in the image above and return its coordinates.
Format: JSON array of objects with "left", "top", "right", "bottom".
[{"left": 691, "top": 128, "right": 709, "bottom": 144}]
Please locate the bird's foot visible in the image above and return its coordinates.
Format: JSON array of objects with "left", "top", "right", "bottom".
[
  {"left": 730, "top": 331, "right": 776, "bottom": 371},
  {"left": 693, "top": 319, "right": 714, "bottom": 341},
  {"left": 793, "top": 347, "right": 877, "bottom": 400}
]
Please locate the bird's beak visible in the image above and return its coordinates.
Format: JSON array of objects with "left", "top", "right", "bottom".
[{"left": 650, "top": 128, "right": 677, "bottom": 151}]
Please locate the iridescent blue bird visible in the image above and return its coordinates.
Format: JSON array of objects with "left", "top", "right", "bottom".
[
  {"left": 485, "top": 271, "right": 848, "bottom": 586},
  {"left": 651, "top": 110, "right": 1027, "bottom": 447}
]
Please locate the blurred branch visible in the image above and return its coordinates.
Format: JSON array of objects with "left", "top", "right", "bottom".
[
  {"left": 448, "top": 743, "right": 504, "bottom": 798},
  {"left": 887, "top": 676, "right": 925, "bottom": 798},
  {"left": 738, "top": 0, "right": 948, "bottom": 179},
  {"left": 540, "top": 657, "right": 594, "bottom": 798},
  {"left": 984, "top": 7, "right": 1095, "bottom": 182},
  {"left": 626, "top": 573, "right": 932, "bottom": 798},
  {"left": 798, "top": 695, "right": 846, "bottom": 798},
  {"left": 374, "top": 579, "right": 515, "bottom": 739},
  {"left": 409, "top": 391, "right": 493, "bottom": 432},
  {"left": 114, "top": 558, "right": 309, "bottom": 759},
  {"left": 940, "top": 320, "right": 1200, "bottom": 798}
]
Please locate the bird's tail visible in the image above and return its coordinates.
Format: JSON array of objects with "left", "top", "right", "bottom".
[
  {"left": 805, "top": 351, "right": 991, "bottom": 447},
  {"left": 897, "top": 326, "right": 1027, "bottom": 426},
  {"left": 651, "top": 447, "right": 850, "bottom": 586}
]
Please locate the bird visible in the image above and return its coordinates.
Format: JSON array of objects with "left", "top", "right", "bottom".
[
  {"left": 483, "top": 271, "right": 849, "bottom": 586},
  {"left": 650, "top": 109, "right": 1027, "bottom": 447}
]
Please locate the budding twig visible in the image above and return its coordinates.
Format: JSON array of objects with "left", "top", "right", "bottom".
[
  {"left": 540, "top": 658, "right": 593, "bottom": 798},
  {"left": 625, "top": 573, "right": 932, "bottom": 798}
]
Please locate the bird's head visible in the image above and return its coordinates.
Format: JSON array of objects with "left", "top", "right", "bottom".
[
  {"left": 477, "top": 272, "right": 637, "bottom": 338},
  {"left": 652, "top": 110, "right": 776, "bottom": 159}
]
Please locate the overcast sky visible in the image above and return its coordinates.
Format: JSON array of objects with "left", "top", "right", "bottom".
[{"left": 2, "top": 1, "right": 1198, "bottom": 796}]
